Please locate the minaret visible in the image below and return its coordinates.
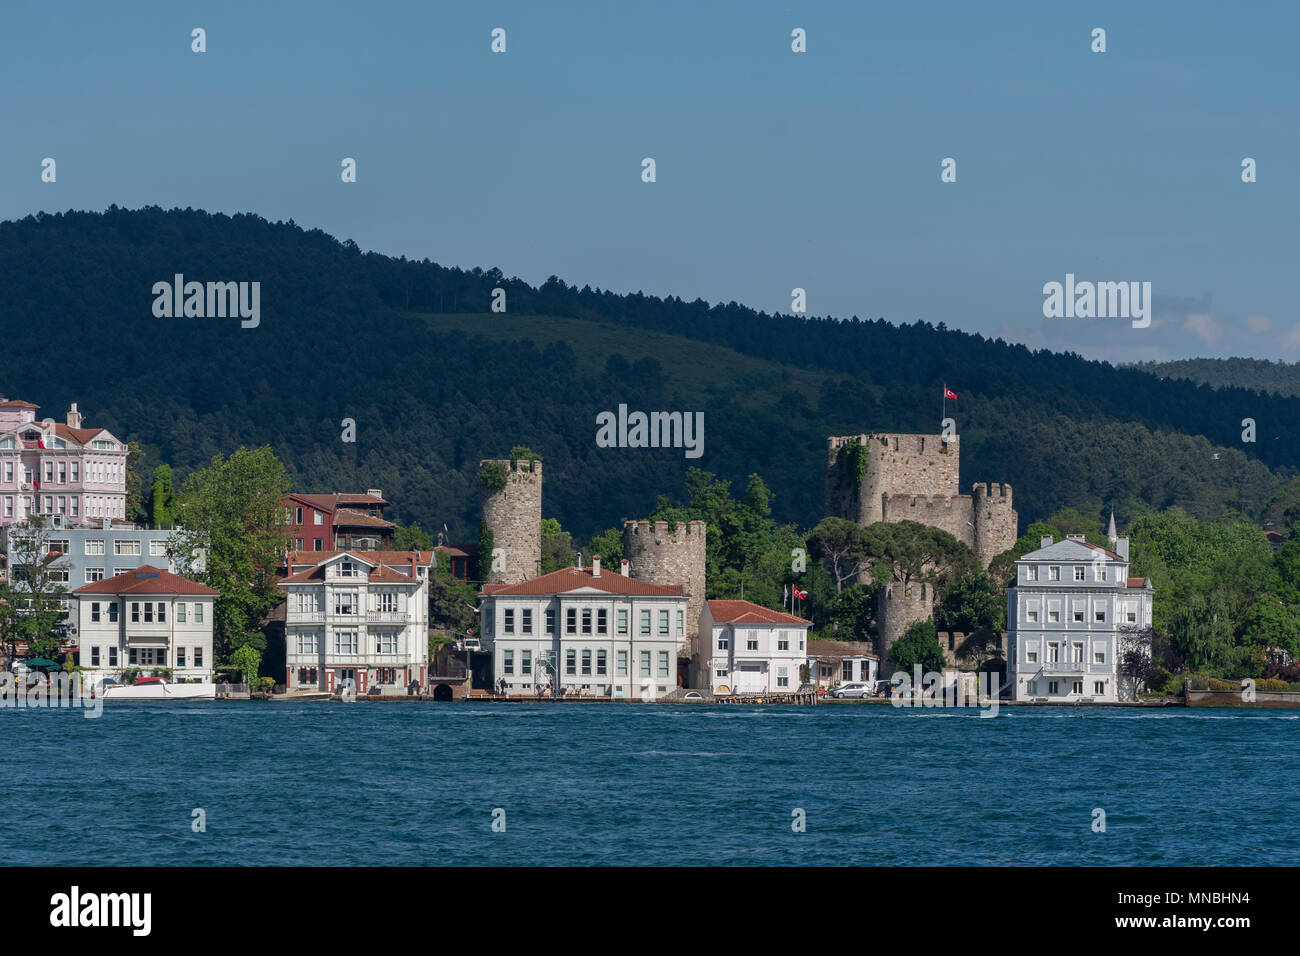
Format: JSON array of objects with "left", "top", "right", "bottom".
[{"left": 1107, "top": 509, "right": 1118, "bottom": 548}]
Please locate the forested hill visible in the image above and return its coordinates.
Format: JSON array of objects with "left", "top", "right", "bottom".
[
  {"left": 1129, "top": 358, "right": 1300, "bottom": 399},
  {"left": 1, "top": 206, "right": 1296, "bottom": 541}
]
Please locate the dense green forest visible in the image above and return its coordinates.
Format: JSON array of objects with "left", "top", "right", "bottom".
[
  {"left": 1130, "top": 358, "right": 1300, "bottom": 399},
  {"left": 2, "top": 206, "right": 1297, "bottom": 545}
]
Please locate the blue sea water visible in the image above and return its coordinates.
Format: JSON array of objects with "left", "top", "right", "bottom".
[{"left": 2, "top": 701, "right": 1297, "bottom": 866}]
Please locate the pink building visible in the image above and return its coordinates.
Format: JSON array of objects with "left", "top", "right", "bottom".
[{"left": 0, "top": 399, "right": 129, "bottom": 526}]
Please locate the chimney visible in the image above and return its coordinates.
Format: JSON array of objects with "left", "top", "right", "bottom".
[
  {"left": 1040, "top": 535, "right": 1053, "bottom": 548},
  {"left": 1116, "top": 537, "right": 1130, "bottom": 561},
  {"left": 66, "top": 403, "right": 82, "bottom": 429},
  {"left": 410, "top": 552, "right": 418, "bottom": 578},
  {"left": 592, "top": 554, "right": 601, "bottom": 577},
  {"left": 1067, "top": 534, "right": 1085, "bottom": 542},
  {"left": 620, "top": 559, "right": 630, "bottom": 577},
  {"left": 367, "top": 488, "right": 382, "bottom": 499}
]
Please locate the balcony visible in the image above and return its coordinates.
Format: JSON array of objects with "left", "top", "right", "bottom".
[
  {"left": 1042, "top": 660, "right": 1087, "bottom": 674},
  {"left": 367, "top": 611, "right": 406, "bottom": 624}
]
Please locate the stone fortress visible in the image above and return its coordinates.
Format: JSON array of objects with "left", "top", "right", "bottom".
[
  {"left": 824, "top": 432, "right": 1018, "bottom": 670},
  {"left": 479, "top": 457, "right": 543, "bottom": 585},
  {"left": 623, "top": 519, "right": 707, "bottom": 657},
  {"left": 477, "top": 455, "right": 706, "bottom": 661}
]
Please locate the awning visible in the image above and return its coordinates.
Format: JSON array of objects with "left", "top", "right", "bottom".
[{"left": 125, "top": 636, "right": 168, "bottom": 648}]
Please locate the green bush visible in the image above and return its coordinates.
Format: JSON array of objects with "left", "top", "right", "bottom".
[
  {"left": 1206, "top": 677, "right": 1239, "bottom": 692},
  {"left": 478, "top": 461, "right": 509, "bottom": 491},
  {"left": 1256, "top": 678, "right": 1290, "bottom": 692}
]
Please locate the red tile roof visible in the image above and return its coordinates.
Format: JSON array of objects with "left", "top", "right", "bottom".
[
  {"left": 1077, "top": 541, "right": 1122, "bottom": 560},
  {"left": 1126, "top": 577, "right": 1149, "bottom": 588},
  {"left": 708, "top": 599, "right": 810, "bottom": 626},
  {"left": 482, "top": 566, "right": 686, "bottom": 597},
  {"left": 280, "top": 550, "right": 433, "bottom": 585},
  {"left": 332, "top": 508, "right": 395, "bottom": 529},
  {"left": 72, "top": 565, "right": 218, "bottom": 596},
  {"left": 0, "top": 399, "right": 40, "bottom": 409}
]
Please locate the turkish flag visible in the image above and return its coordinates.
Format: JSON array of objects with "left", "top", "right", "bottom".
[
  {"left": 792, "top": 586, "right": 808, "bottom": 601},
  {"left": 944, "top": 387, "right": 958, "bottom": 400}
]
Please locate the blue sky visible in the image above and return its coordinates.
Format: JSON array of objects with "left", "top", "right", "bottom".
[{"left": 2, "top": 0, "right": 1295, "bottom": 361}]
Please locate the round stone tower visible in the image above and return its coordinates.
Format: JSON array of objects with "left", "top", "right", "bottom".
[
  {"left": 875, "top": 581, "right": 937, "bottom": 675},
  {"left": 479, "top": 458, "right": 542, "bottom": 585},
  {"left": 623, "top": 519, "right": 707, "bottom": 655},
  {"left": 971, "top": 482, "right": 1018, "bottom": 566}
]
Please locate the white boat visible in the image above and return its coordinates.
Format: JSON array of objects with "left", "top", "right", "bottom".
[{"left": 99, "top": 676, "right": 216, "bottom": 700}]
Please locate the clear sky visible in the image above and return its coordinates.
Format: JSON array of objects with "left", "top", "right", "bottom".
[{"left": 2, "top": 0, "right": 1295, "bottom": 362}]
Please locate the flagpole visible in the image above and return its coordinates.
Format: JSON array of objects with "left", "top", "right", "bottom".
[{"left": 942, "top": 382, "right": 946, "bottom": 425}]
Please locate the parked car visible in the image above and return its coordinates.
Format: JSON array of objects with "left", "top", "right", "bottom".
[{"left": 832, "top": 681, "right": 874, "bottom": 699}]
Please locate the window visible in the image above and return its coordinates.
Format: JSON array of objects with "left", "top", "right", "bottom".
[
  {"left": 639, "top": 650, "right": 651, "bottom": 677},
  {"left": 1094, "top": 681, "right": 1105, "bottom": 695},
  {"left": 617, "top": 650, "right": 628, "bottom": 676},
  {"left": 717, "top": 633, "right": 729, "bottom": 651},
  {"left": 1125, "top": 605, "right": 1137, "bottom": 624},
  {"left": 2, "top": 498, "right": 10, "bottom": 518},
  {"left": 566, "top": 608, "right": 577, "bottom": 635},
  {"left": 109, "top": 647, "right": 117, "bottom": 666},
  {"left": 597, "top": 649, "right": 607, "bottom": 676},
  {"left": 778, "top": 632, "right": 789, "bottom": 651},
  {"left": 296, "top": 538, "right": 304, "bottom": 550},
  {"left": 375, "top": 632, "right": 397, "bottom": 654},
  {"left": 617, "top": 609, "right": 628, "bottom": 635},
  {"left": 658, "top": 610, "right": 669, "bottom": 635},
  {"left": 582, "top": 608, "right": 592, "bottom": 635},
  {"left": 1049, "top": 566, "right": 1060, "bottom": 581},
  {"left": 1095, "top": 608, "right": 1106, "bottom": 622},
  {"left": 746, "top": 631, "right": 758, "bottom": 650},
  {"left": 177, "top": 647, "right": 186, "bottom": 668},
  {"left": 657, "top": 651, "right": 670, "bottom": 677},
  {"left": 1073, "top": 606, "right": 1085, "bottom": 623},
  {"left": 1072, "top": 642, "right": 1084, "bottom": 662},
  {"left": 150, "top": 541, "right": 166, "bottom": 556},
  {"left": 777, "top": 667, "right": 788, "bottom": 688},
  {"left": 1048, "top": 603, "right": 1061, "bottom": 623},
  {"left": 1026, "top": 602, "right": 1039, "bottom": 623},
  {"left": 1026, "top": 647, "right": 1038, "bottom": 663},
  {"left": 581, "top": 650, "right": 592, "bottom": 676},
  {"left": 597, "top": 609, "right": 607, "bottom": 634},
  {"left": 143, "top": 602, "right": 154, "bottom": 623},
  {"left": 1094, "top": 564, "right": 1106, "bottom": 582},
  {"left": 1094, "top": 649, "right": 1105, "bottom": 664},
  {"left": 504, "top": 608, "right": 515, "bottom": 634},
  {"left": 70, "top": 497, "right": 79, "bottom": 517},
  {"left": 130, "top": 602, "right": 140, "bottom": 623},
  {"left": 90, "top": 602, "right": 101, "bottom": 623},
  {"left": 1074, "top": 566, "right": 1086, "bottom": 581},
  {"left": 91, "top": 646, "right": 100, "bottom": 666},
  {"left": 334, "top": 630, "right": 358, "bottom": 654},
  {"left": 314, "top": 540, "right": 323, "bottom": 551},
  {"left": 114, "top": 540, "right": 141, "bottom": 556},
  {"left": 566, "top": 649, "right": 576, "bottom": 675},
  {"left": 1048, "top": 680, "right": 1059, "bottom": 694},
  {"left": 158, "top": 603, "right": 166, "bottom": 623},
  {"left": 297, "top": 632, "right": 318, "bottom": 654},
  {"left": 843, "top": 661, "right": 853, "bottom": 681},
  {"left": 194, "top": 647, "right": 203, "bottom": 668},
  {"left": 522, "top": 609, "right": 533, "bottom": 634},
  {"left": 1072, "top": 681, "right": 1084, "bottom": 695},
  {"left": 521, "top": 650, "right": 532, "bottom": 675},
  {"left": 640, "top": 610, "right": 651, "bottom": 635},
  {"left": 71, "top": 463, "right": 79, "bottom": 482},
  {"left": 85, "top": 568, "right": 104, "bottom": 582},
  {"left": 338, "top": 561, "right": 357, "bottom": 577},
  {"left": 503, "top": 650, "right": 514, "bottom": 675},
  {"left": 546, "top": 608, "right": 555, "bottom": 634},
  {"left": 334, "top": 591, "right": 357, "bottom": 615},
  {"left": 109, "top": 604, "right": 118, "bottom": 623},
  {"left": 313, "top": 511, "right": 323, "bottom": 525},
  {"left": 1047, "top": 643, "right": 1060, "bottom": 662},
  {"left": 676, "top": 610, "right": 684, "bottom": 636}
]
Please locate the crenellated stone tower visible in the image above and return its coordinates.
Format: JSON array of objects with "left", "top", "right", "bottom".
[
  {"left": 825, "top": 433, "right": 1016, "bottom": 566},
  {"left": 876, "top": 581, "right": 938, "bottom": 674},
  {"left": 623, "top": 519, "right": 707, "bottom": 657},
  {"left": 479, "top": 458, "right": 542, "bottom": 585}
]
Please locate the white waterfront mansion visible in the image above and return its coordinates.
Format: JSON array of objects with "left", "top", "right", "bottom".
[
  {"left": 695, "top": 599, "right": 811, "bottom": 695},
  {"left": 279, "top": 549, "right": 433, "bottom": 695},
  {"left": 1006, "top": 527, "right": 1154, "bottom": 702},
  {"left": 480, "top": 556, "right": 688, "bottom": 698}
]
